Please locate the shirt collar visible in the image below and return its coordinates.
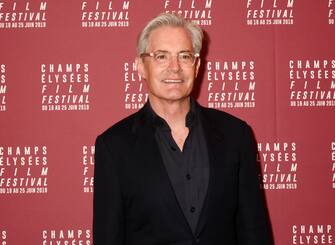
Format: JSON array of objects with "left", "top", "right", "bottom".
[{"left": 144, "top": 98, "right": 198, "bottom": 131}]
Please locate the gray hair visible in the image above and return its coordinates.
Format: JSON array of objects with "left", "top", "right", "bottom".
[{"left": 137, "top": 13, "right": 203, "bottom": 55}]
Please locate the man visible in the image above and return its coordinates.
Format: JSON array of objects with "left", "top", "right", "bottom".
[{"left": 93, "top": 13, "right": 271, "bottom": 245}]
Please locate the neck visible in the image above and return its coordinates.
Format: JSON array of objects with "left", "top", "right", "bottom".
[{"left": 149, "top": 96, "right": 191, "bottom": 129}]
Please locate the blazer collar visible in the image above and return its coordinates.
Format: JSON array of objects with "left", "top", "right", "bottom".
[
  {"left": 132, "top": 99, "right": 198, "bottom": 133},
  {"left": 131, "top": 104, "right": 195, "bottom": 235},
  {"left": 131, "top": 102, "right": 226, "bottom": 238},
  {"left": 194, "top": 106, "right": 225, "bottom": 237}
]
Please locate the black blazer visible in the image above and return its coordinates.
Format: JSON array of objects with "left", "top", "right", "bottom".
[{"left": 93, "top": 103, "right": 271, "bottom": 245}]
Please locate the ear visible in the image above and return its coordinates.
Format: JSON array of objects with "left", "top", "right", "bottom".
[
  {"left": 136, "top": 57, "right": 147, "bottom": 79},
  {"left": 195, "top": 58, "right": 201, "bottom": 77}
]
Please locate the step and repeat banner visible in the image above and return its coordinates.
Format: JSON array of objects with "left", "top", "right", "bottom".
[{"left": 1, "top": 0, "right": 334, "bottom": 244}]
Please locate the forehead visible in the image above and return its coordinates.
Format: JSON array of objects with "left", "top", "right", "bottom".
[{"left": 147, "top": 26, "right": 193, "bottom": 52}]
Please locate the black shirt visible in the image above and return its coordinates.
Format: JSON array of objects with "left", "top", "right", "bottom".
[{"left": 146, "top": 100, "right": 210, "bottom": 233}]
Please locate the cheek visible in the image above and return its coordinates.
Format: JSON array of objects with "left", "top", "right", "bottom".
[
  {"left": 185, "top": 69, "right": 197, "bottom": 80},
  {"left": 147, "top": 68, "right": 165, "bottom": 81}
]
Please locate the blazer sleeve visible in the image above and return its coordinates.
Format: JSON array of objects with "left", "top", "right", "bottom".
[
  {"left": 93, "top": 135, "right": 124, "bottom": 245},
  {"left": 236, "top": 123, "right": 272, "bottom": 245}
]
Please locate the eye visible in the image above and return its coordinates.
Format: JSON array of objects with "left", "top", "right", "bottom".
[
  {"left": 179, "top": 53, "right": 193, "bottom": 61},
  {"left": 154, "top": 53, "right": 168, "bottom": 61}
]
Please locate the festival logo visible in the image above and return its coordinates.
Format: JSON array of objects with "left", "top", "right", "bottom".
[
  {"left": 329, "top": 0, "right": 334, "bottom": 25},
  {"left": 82, "top": 145, "right": 94, "bottom": 193},
  {"left": 163, "top": 0, "right": 213, "bottom": 26},
  {"left": 0, "top": 145, "right": 48, "bottom": 194},
  {"left": 81, "top": 1, "right": 130, "bottom": 28},
  {"left": 289, "top": 59, "right": 335, "bottom": 107},
  {"left": 41, "top": 63, "right": 91, "bottom": 111},
  {"left": 124, "top": 61, "right": 148, "bottom": 110},
  {"left": 1, "top": 230, "right": 6, "bottom": 245},
  {"left": 257, "top": 142, "right": 298, "bottom": 190},
  {"left": 292, "top": 224, "right": 334, "bottom": 244},
  {"left": 206, "top": 60, "right": 256, "bottom": 109},
  {"left": 42, "top": 228, "right": 91, "bottom": 245},
  {"left": 332, "top": 142, "right": 335, "bottom": 189},
  {"left": 0, "top": 1, "right": 47, "bottom": 29},
  {"left": 246, "top": 0, "right": 295, "bottom": 26},
  {"left": 0, "top": 64, "right": 6, "bottom": 112}
]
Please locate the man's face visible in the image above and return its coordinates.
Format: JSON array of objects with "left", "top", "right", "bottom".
[{"left": 137, "top": 26, "right": 200, "bottom": 104}]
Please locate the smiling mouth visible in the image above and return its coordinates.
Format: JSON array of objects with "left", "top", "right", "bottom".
[{"left": 162, "top": 79, "right": 184, "bottom": 83}]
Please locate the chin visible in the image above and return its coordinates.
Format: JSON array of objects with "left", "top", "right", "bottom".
[{"left": 162, "top": 94, "right": 190, "bottom": 102}]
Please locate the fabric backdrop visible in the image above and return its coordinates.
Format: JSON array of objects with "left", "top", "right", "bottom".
[{"left": 1, "top": 0, "right": 334, "bottom": 244}]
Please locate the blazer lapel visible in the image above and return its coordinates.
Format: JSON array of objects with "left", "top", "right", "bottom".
[
  {"left": 132, "top": 107, "right": 194, "bottom": 235},
  {"left": 195, "top": 108, "right": 226, "bottom": 237}
]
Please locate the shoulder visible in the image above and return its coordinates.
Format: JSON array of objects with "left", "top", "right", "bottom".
[
  {"left": 199, "top": 105, "right": 247, "bottom": 130},
  {"left": 97, "top": 110, "right": 140, "bottom": 148},
  {"left": 198, "top": 106, "right": 255, "bottom": 150}
]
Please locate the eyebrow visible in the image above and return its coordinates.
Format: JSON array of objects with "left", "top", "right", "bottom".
[{"left": 153, "top": 49, "right": 193, "bottom": 53}]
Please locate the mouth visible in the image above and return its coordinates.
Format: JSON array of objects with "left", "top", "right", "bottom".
[{"left": 162, "top": 79, "right": 184, "bottom": 83}]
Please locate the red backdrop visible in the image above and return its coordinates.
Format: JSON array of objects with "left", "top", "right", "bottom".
[{"left": 1, "top": 0, "right": 335, "bottom": 244}]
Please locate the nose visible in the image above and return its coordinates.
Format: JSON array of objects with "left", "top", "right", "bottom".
[{"left": 167, "top": 55, "right": 181, "bottom": 72}]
